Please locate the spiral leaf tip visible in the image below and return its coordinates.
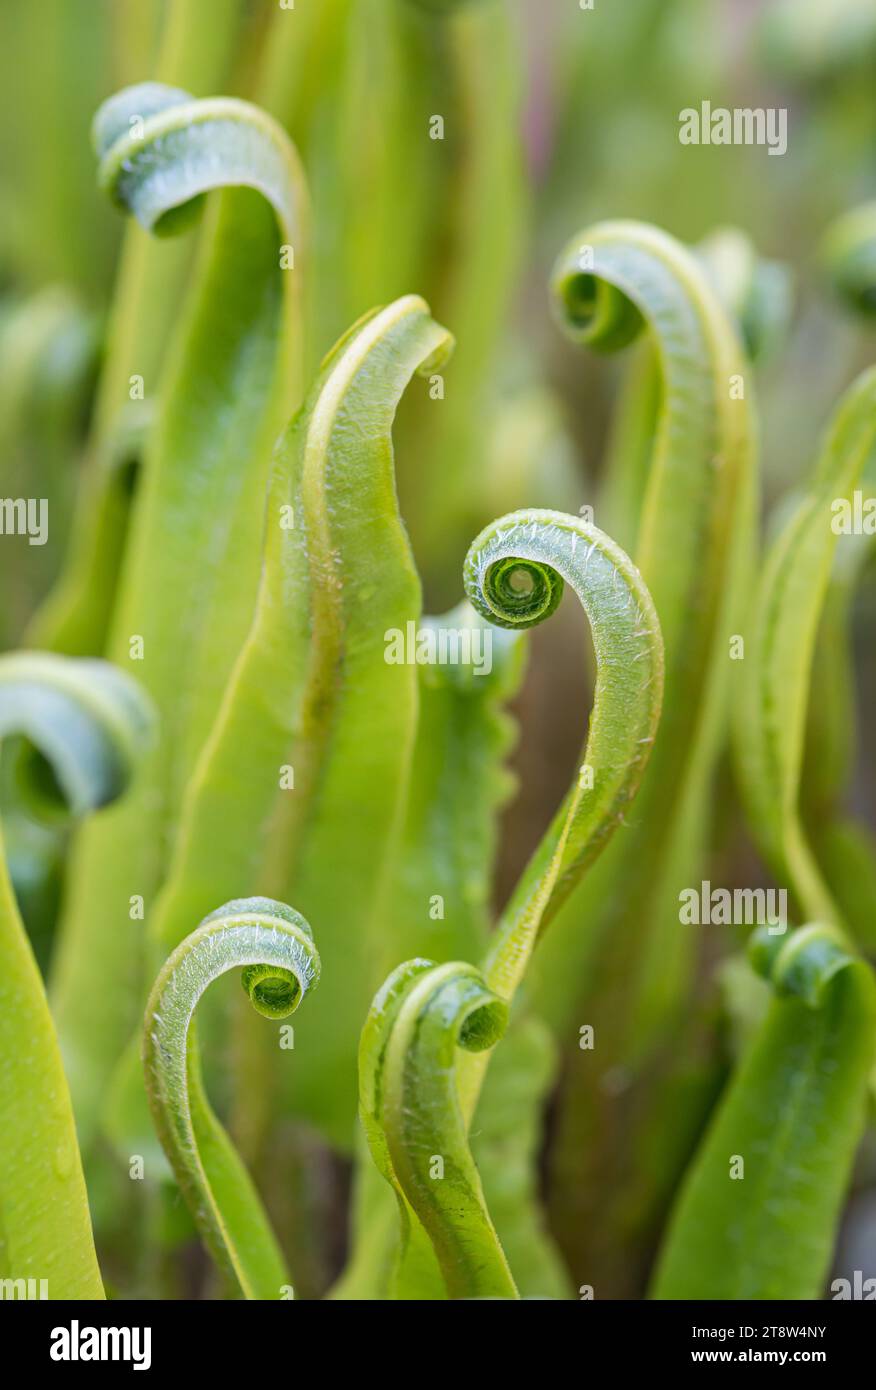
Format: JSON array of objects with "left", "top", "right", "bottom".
[
  {"left": 93, "top": 83, "right": 304, "bottom": 240},
  {"left": 0, "top": 651, "right": 155, "bottom": 822},
  {"left": 749, "top": 922, "right": 855, "bottom": 1008},
  {"left": 551, "top": 236, "right": 646, "bottom": 350}
]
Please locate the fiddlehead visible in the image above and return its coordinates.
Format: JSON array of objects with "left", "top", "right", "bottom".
[
  {"left": 360, "top": 510, "right": 662, "bottom": 1296},
  {"left": 513, "top": 222, "right": 755, "bottom": 1292},
  {"left": 92, "top": 82, "right": 304, "bottom": 244},
  {"left": 0, "top": 652, "right": 153, "bottom": 1298},
  {"left": 595, "top": 224, "right": 783, "bottom": 561},
  {"left": 535, "top": 220, "right": 756, "bottom": 1040},
  {"left": 359, "top": 958, "right": 516, "bottom": 1300},
  {"left": 51, "top": 81, "right": 310, "bottom": 1145},
  {"left": 652, "top": 924, "right": 876, "bottom": 1299},
  {"left": 748, "top": 921, "right": 860, "bottom": 1008},
  {"left": 463, "top": 508, "right": 664, "bottom": 1004},
  {"left": 549, "top": 221, "right": 753, "bottom": 678},
  {"left": 0, "top": 651, "right": 154, "bottom": 819},
  {"left": 143, "top": 897, "right": 320, "bottom": 1300}
]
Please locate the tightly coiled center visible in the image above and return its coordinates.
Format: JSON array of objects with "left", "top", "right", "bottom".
[
  {"left": 241, "top": 964, "right": 301, "bottom": 1018},
  {"left": 477, "top": 556, "right": 564, "bottom": 629}
]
